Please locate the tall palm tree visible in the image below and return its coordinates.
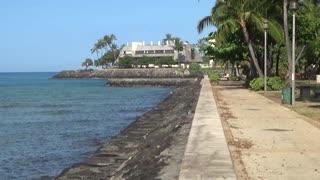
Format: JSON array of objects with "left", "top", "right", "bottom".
[
  {"left": 173, "top": 37, "right": 184, "bottom": 52},
  {"left": 163, "top": 33, "right": 173, "bottom": 45},
  {"left": 110, "top": 43, "right": 118, "bottom": 64},
  {"left": 198, "top": 0, "right": 283, "bottom": 77},
  {"left": 103, "top": 34, "right": 117, "bottom": 49},
  {"left": 91, "top": 39, "right": 104, "bottom": 59},
  {"left": 172, "top": 37, "right": 185, "bottom": 64},
  {"left": 102, "top": 34, "right": 118, "bottom": 63}
]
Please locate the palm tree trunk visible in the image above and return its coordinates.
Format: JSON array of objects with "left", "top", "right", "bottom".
[
  {"left": 268, "top": 43, "right": 274, "bottom": 76},
  {"left": 296, "top": 45, "right": 306, "bottom": 65},
  {"left": 113, "top": 49, "right": 117, "bottom": 65},
  {"left": 248, "top": 57, "right": 257, "bottom": 79},
  {"left": 283, "top": 0, "right": 292, "bottom": 82},
  {"left": 240, "top": 16, "right": 264, "bottom": 77},
  {"left": 276, "top": 46, "right": 282, "bottom": 76},
  {"left": 235, "top": 62, "right": 240, "bottom": 77},
  {"left": 317, "top": 58, "right": 320, "bottom": 74}
]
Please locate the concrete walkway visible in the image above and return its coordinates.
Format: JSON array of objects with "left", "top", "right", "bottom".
[
  {"left": 179, "top": 77, "right": 236, "bottom": 180},
  {"left": 216, "top": 82, "right": 320, "bottom": 180}
]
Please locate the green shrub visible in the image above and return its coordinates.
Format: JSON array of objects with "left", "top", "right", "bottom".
[
  {"left": 250, "top": 76, "right": 288, "bottom": 91},
  {"left": 249, "top": 77, "right": 264, "bottom": 91},
  {"left": 268, "top": 76, "right": 287, "bottom": 90},
  {"left": 136, "top": 56, "right": 154, "bottom": 65},
  {"left": 189, "top": 63, "right": 202, "bottom": 76},
  {"left": 155, "top": 57, "right": 175, "bottom": 66},
  {"left": 209, "top": 71, "right": 220, "bottom": 83},
  {"left": 201, "top": 67, "right": 214, "bottom": 75}
]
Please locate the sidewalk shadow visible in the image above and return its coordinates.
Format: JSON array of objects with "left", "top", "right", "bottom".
[
  {"left": 217, "top": 81, "right": 246, "bottom": 90},
  {"left": 308, "top": 105, "right": 320, "bottom": 109}
]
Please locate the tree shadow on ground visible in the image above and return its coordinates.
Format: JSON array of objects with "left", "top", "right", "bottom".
[
  {"left": 308, "top": 105, "right": 320, "bottom": 109},
  {"left": 216, "top": 81, "right": 246, "bottom": 90}
]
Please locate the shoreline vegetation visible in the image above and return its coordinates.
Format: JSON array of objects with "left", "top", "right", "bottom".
[{"left": 53, "top": 69, "right": 202, "bottom": 179}]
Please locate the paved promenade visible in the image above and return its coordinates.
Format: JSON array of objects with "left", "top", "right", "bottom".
[
  {"left": 216, "top": 82, "right": 320, "bottom": 179},
  {"left": 179, "top": 77, "right": 236, "bottom": 180}
]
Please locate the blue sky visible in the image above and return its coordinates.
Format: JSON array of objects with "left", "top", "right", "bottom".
[{"left": 0, "top": 0, "right": 216, "bottom": 72}]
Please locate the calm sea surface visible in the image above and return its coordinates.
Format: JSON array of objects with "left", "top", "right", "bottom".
[{"left": 0, "top": 72, "right": 172, "bottom": 179}]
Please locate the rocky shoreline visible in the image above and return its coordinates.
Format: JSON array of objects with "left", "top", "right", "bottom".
[
  {"left": 51, "top": 69, "right": 198, "bottom": 79},
  {"left": 107, "top": 78, "right": 199, "bottom": 87},
  {"left": 55, "top": 71, "right": 202, "bottom": 179}
]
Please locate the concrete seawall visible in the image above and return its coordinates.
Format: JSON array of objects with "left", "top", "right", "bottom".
[
  {"left": 107, "top": 78, "right": 199, "bottom": 87},
  {"left": 57, "top": 79, "right": 202, "bottom": 179},
  {"left": 179, "top": 76, "right": 236, "bottom": 179}
]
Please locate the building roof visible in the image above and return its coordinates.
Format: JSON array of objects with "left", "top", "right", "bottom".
[{"left": 135, "top": 45, "right": 172, "bottom": 51}]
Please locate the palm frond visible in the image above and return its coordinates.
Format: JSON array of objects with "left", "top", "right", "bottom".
[
  {"left": 250, "top": 14, "right": 284, "bottom": 44},
  {"left": 197, "top": 16, "right": 215, "bottom": 33}
]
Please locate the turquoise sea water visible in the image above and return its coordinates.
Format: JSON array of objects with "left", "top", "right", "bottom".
[{"left": 0, "top": 72, "right": 172, "bottom": 179}]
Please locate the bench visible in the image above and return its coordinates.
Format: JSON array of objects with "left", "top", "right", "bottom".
[
  {"left": 314, "top": 88, "right": 320, "bottom": 98},
  {"left": 220, "top": 73, "right": 230, "bottom": 80},
  {"left": 297, "top": 84, "right": 319, "bottom": 101},
  {"left": 298, "top": 85, "right": 312, "bottom": 101}
]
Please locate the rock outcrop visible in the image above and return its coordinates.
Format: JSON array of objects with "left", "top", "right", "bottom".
[{"left": 52, "top": 69, "right": 197, "bottom": 79}]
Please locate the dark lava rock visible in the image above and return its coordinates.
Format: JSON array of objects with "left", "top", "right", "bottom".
[
  {"left": 107, "top": 78, "right": 199, "bottom": 87},
  {"left": 51, "top": 69, "right": 201, "bottom": 79}
]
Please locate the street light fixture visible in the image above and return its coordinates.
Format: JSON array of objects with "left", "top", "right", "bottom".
[
  {"left": 263, "top": 20, "right": 268, "bottom": 94},
  {"left": 289, "top": 0, "right": 298, "bottom": 106}
]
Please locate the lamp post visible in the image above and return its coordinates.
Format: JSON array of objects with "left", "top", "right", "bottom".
[
  {"left": 289, "top": 0, "right": 298, "bottom": 106},
  {"left": 263, "top": 20, "right": 269, "bottom": 94}
]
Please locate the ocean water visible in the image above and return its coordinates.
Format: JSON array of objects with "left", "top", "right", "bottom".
[{"left": 0, "top": 72, "right": 172, "bottom": 179}]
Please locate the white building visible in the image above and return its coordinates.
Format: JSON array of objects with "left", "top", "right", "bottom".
[{"left": 117, "top": 41, "right": 203, "bottom": 63}]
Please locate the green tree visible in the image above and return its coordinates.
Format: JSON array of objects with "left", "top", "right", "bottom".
[
  {"left": 94, "top": 59, "right": 100, "bottom": 68},
  {"left": 99, "top": 49, "right": 120, "bottom": 67},
  {"left": 117, "top": 56, "right": 134, "bottom": 68},
  {"left": 189, "top": 63, "right": 202, "bottom": 76},
  {"left": 156, "top": 56, "right": 175, "bottom": 66},
  {"left": 296, "top": 0, "right": 320, "bottom": 75},
  {"left": 198, "top": 0, "right": 283, "bottom": 77},
  {"left": 172, "top": 37, "right": 185, "bottom": 64},
  {"left": 103, "top": 34, "right": 118, "bottom": 64},
  {"left": 81, "top": 58, "right": 93, "bottom": 69},
  {"left": 135, "top": 56, "right": 155, "bottom": 67},
  {"left": 173, "top": 37, "right": 184, "bottom": 52}
]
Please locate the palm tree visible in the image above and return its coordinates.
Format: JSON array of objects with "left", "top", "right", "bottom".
[
  {"left": 110, "top": 43, "right": 118, "bottom": 64},
  {"left": 172, "top": 37, "right": 185, "bottom": 64},
  {"left": 102, "top": 34, "right": 118, "bottom": 64},
  {"left": 94, "top": 59, "right": 100, "bottom": 68},
  {"left": 198, "top": 0, "right": 283, "bottom": 77},
  {"left": 173, "top": 37, "right": 184, "bottom": 52},
  {"left": 82, "top": 58, "right": 93, "bottom": 69},
  {"left": 103, "top": 34, "right": 117, "bottom": 50},
  {"left": 163, "top": 33, "right": 173, "bottom": 45},
  {"left": 91, "top": 39, "right": 104, "bottom": 59}
]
